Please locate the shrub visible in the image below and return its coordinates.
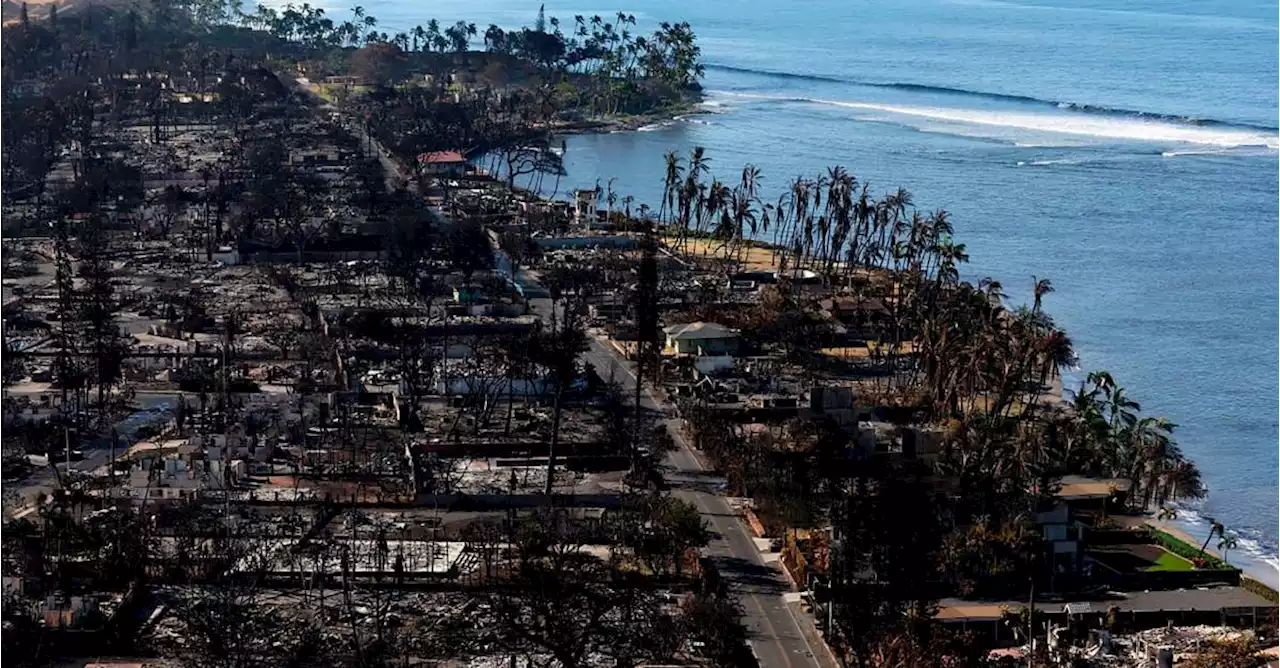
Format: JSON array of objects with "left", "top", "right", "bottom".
[{"left": 1241, "top": 576, "right": 1280, "bottom": 603}]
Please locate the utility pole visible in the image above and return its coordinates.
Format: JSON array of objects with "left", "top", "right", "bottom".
[
  {"left": 0, "top": 0, "right": 7, "bottom": 578},
  {"left": 109, "top": 428, "right": 118, "bottom": 486},
  {"left": 1026, "top": 577, "right": 1036, "bottom": 668},
  {"left": 824, "top": 577, "right": 834, "bottom": 634}
]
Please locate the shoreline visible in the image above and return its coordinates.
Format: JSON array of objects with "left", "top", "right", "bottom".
[
  {"left": 546, "top": 98, "right": 1280, "bottom": 583},
  {"left": 551, "top": 101, "right": 712, "bottom": 136}
]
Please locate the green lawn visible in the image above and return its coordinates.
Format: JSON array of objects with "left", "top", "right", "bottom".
[{"left": 1144, "top": 552, "right": 1195, "bottom": 572}]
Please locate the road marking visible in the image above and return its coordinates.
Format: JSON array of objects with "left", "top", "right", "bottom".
[
  {"left": 589, "top": 340, "right": 822, "bottom": 667},
  {"left": 687, "top": 491, "right": 794, "bottom": 668}
]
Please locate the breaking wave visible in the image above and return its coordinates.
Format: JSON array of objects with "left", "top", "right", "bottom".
[
  {"left": 1171, "top": 504, "right": 1280, "bottom": 578},
  {"left": 1017, "top": 158, "right": 1088, "bottom": 167},
  {"left": 711, "top": 91, "right": 1280, "bottom": 148},
  {"left": 706, "top": 63, "right": 1280, "bottom": 133},
  {"left": 635, "top": 120, "right": 676, "bottom": 132},
  {"left": 637, "top": 115, "right": 713, "bottom": 132}
]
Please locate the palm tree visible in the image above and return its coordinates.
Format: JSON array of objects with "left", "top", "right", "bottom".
[
  {"left": 1197, "top": 518, "right": 1224, "bottom": 561},
  {"left": 659, "top": 150, "right": 683, "bottom": 226},
  {"left": 484, "top": 24, "right": 506, "bottom": 53},
  {"left": 1217, "top": 533, "right": 1238, "bottom": 564},
  {"left": 337, "top": 20, "right": 357, "bottom": 46},
  {"left": 426, "top": 19, "right": 441, "bottom": 53}
]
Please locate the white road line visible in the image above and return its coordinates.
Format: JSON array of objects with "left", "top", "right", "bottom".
[{"left": 589, "top": 340, "right": 823, "bottom": 666}]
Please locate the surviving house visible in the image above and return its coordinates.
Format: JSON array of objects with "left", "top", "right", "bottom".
[
  {"left": 663, "top": 322, "right": 741, "bottom": 356},
  {"left": 819, "top": 295, "right": 890, "bottom": 329},
  {"left": 573, "top": 189, "right": 599, "bottom": 224},
  {"left": 1036, "top": 500, "right": 1087, "bottom": 582},
  {"left": 417, "top": 151, "right": 468, "bottom": 177},
  {"left": 1053, "top": 475, "right": 1132, "bottom": 512}
]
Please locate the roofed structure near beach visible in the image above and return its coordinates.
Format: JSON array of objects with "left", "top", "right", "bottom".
[
  {"left": 663, "top": 322, "right": 741, "bottom": 356},
  {"left": 664, "top": 321, "right": 738, "bottom": 341},
  {"left": 418, "top": 150, "right": 465, "bottom": 164},
  {"left": 417, "top": 150, "right": 467, "bottom": 176},
  {"left": 1055, "top": 475, "right": 1132, "bottom": 501}
]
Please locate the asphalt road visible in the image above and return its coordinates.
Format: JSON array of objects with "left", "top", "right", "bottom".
[
  {"left": 6, "top": 395, "right": 178, "bottom": 516},
  {"left": 289, "top": 76, "right": 413, "bottom": 195},
  {"left": 581, "top": 338, "right": 827, "bottom": 668}
]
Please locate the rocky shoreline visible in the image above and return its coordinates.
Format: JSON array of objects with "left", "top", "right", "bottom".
[{"left": 551, "top": 101, "right": 713, "bottom": 135}]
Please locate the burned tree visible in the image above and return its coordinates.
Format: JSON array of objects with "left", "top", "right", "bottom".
[{"left": 74, "top": 213, "right": 129, "bottom": 429}]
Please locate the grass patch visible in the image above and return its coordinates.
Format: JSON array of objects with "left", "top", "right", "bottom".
[
  {"left": 1144, "top": 551, "right": 1194, "bottom": 572},
  {"left": 1146, "top": 528, "right": 1234, "bottom": 570}
]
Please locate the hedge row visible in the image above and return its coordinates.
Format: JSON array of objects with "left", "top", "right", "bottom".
[{"left": 1241, "top": 576, "right": 1280, "bottom": 603}]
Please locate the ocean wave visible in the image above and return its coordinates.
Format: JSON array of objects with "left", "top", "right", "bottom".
[
  {"left": 638, "top": 116, "right": 713, "bottom": 131},
  {"left": 1017, "top": 158, "right": 1087, "bottom": 167},
  {"left": 1014, "top": 141, "right": 1079, "bottom": 148},
  {"left": 1236, "top": 536, "right": 1280, "bottom": 567},
  {"left": 706, "top": 63, "right": 1279, "bottom": 133},
  {"left": 1167, "top": 503, "right": 1279, "bottom": 572},
  {"left": 1160, "top": 148, "right": 1237, "bottom": 157},
  {"left": 711, "top": 91, "right": 1280, "bottom": 148},
  {"left": 635, "top": 121, "right": 674, "bottom": 132},
  {"left": 944, "top": 0, "right": 1270, "bottom": 32}
]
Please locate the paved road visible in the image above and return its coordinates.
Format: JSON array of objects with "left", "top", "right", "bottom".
[
  {"left": 582, "top": 338, "right": 829, "bottom": 668},
  {"left": 289, "top": 77, "right": 414, "bottom": 195},
  {"left": 5, "top": 395, "right": 178, "bottom": 518}
]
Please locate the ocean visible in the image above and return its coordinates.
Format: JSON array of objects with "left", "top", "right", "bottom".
[{"left": 327, "top": 0, "right": 1280, "bottom": 584}]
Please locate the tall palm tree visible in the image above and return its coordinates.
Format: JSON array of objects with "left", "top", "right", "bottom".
[
  {"left": 483, "top": 24, "right": 505, "bottom": 53},
  {"left": 1217, "top": 534, "right": 1238, "bottom": 564},
  {"left": 1197, "top": 518, "right": 1224, "bottom": 561},
  {"left": 659, "top": 150, "right": 683, "bottom": 226},
  {"left": 336, "top": 20, "right": 356, "bottom": 46},
  {"left": 426, "top": 19, "right": 441, "bottom": 53}
]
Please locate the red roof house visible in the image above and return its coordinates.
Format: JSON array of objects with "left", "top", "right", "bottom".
[{"left": 417, "top": 151, "right": 468, "bottom": 176}]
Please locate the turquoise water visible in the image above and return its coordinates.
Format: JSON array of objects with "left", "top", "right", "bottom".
[{"left": 339, "top": 0, "right": 1279, "bottom": 582}]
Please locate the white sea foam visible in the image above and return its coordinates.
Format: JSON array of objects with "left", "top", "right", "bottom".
[
  {"left": 1160, "top": 148, "right": 1240, "bottom": 157},
  {"left": 1015, "top": 141, "right": 1082, "bottom": 148},
  {"left": 809, "top": 98, "right": 1277, "bottom": 147},
  {"left": 1017, "top": 158, "right": 1085, "bottom": 166},
  {"left": 636, "top": 120, "right": 676, "bottom": 132},
  {"left": 1162, "top": 504, "right": 1280, "bottom": 585},
  {"left": 717, "top": 91, "right": 1280, "bottom": 149},
  {"left": 1236, "top": 537, "right": 1280, "bottom": 567}
]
